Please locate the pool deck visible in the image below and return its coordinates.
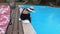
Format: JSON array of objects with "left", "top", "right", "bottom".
[
  {"left": 6, "top": 21, "right": 36, "bottom": 34},
  {"left": 22, "top": 23, "right": 36, "bottom": 34}
]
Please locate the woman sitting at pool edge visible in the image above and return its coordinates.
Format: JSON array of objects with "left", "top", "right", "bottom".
[{"left": 20, "top": 7, "right": 34, "bottom": 23}]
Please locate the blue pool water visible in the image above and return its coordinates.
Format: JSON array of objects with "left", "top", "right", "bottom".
[{"left": 24, "top": 6, "right": 60, "bottom": 34}]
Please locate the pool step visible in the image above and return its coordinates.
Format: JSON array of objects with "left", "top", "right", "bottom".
[{"left": 22, "top": 23, "right": 36, "bottom": 34}]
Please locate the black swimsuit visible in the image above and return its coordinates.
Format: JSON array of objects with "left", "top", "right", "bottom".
[{"left": 20, "top": 12, "right": 31, "bottom": 22}]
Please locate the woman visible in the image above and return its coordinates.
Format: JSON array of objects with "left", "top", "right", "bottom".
[{"left": 20, "top": 7, "right": 34, "bottom": 23}]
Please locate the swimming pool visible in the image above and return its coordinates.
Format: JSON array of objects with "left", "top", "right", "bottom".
[{"left": 23, "top": 6, "right": 60, "bottom": 34}]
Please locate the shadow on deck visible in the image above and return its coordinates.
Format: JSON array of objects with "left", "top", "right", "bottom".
[
  {"left": 6, "top": 7, "right": 24, "bottom": 34},
  {"left": 6, "top": 21, "right": 24, "bottom": 34}
]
